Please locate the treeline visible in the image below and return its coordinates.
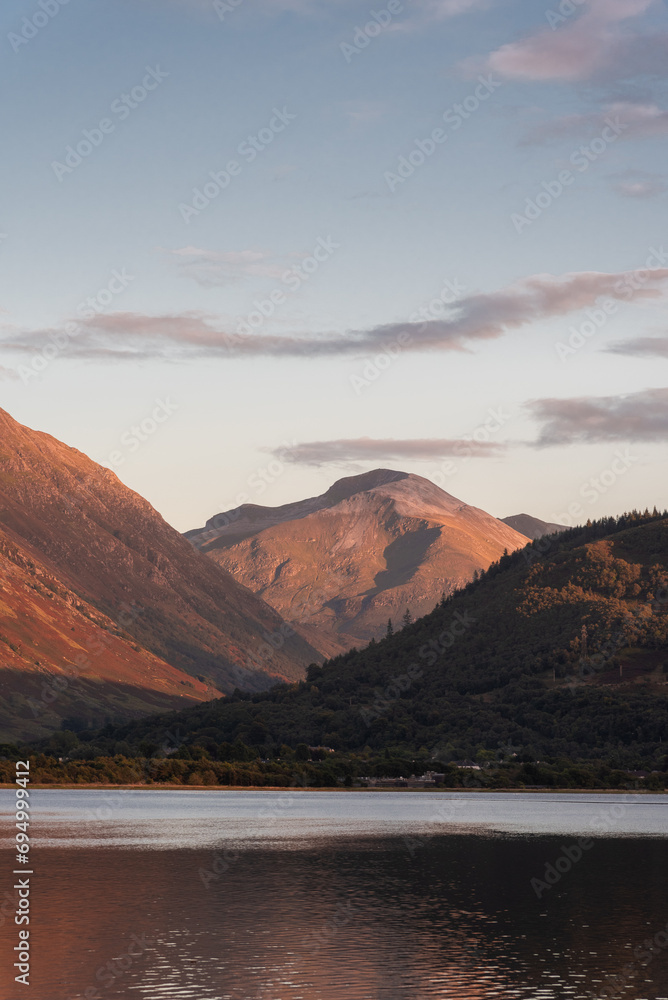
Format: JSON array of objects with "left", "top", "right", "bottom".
[{"left": 0, "top": 750, "right": 664, "bottom": 791}]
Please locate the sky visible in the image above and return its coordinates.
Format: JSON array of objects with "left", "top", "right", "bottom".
[{"left": 1, "top": 0, "right": 667, "bottom": 531}]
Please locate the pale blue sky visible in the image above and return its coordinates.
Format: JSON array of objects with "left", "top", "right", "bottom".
[{"left": 1, "top": 0, "right": 667, "bottom": 530}]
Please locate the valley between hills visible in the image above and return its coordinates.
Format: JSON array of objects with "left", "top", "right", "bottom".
[
  {"left": 0, "top": 407, "right": 667, "bottom": 793},
  {"left": 0, "top": 407, "right": 544, "bottom": 739}
]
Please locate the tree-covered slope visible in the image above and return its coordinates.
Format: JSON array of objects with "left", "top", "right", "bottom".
[{"left": 29, "top": 512, "right": 668, "bottom": 770}]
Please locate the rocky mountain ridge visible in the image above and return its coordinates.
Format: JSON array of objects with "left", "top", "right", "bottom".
[{"left": 187, "top": 469, "right": 531, "bottom": 648}]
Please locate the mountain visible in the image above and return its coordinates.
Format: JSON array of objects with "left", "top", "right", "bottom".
[
  {"left": 0, "top": 527, "right": 215, "bottom": 742},
  {"left": 501, "top": 514, "right": 564, "bottom": 539},
  {"left": 81, "top": 511, "right": 668, "bottom": 771},
  {"left": 186, "top": 470, "right": 530, "bottom": 651},
  {"left": 0, "top": 409, "right": 320, "bottom": 738}
]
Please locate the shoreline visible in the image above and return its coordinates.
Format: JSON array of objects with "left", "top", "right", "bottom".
[{"left": 0, "top": 783, "right": 663, "bottom": 794}]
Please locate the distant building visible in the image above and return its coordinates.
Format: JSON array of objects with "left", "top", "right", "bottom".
[{"left": 361, "top": 771, "right": 447, "bottom": 788}]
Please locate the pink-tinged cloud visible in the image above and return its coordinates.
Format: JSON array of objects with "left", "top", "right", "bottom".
[
  {"left": 610, "top": 170, "right": 668, "bottom": 198},
  {"left": 524, "top": 101, "right": 668, "bottom": 145},
  {"left": 3, "top": 269, "right": 668, "bottom": 362},
  {"left": 483, "top": 0, "right": 659, "bottom": 83},
  {"left": 273, "top": 437, "right": 505, "bottom": 466},
  {"left": 417, "top": 0, "right": 491, "bottom": 18},
  {"left": 168, "top": 247, "right": 292, "bottom": 287},
  {"left": 528, "top": 387, "right": 668, "bottom": 446},
  {"left": 171, "top": 0, "right": 491, "bottom": 18}
]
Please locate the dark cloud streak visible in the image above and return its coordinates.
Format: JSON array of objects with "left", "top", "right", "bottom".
[
  {"left": 3, "top": 269, "right": 668, "bottom": 363},
  {"left": 607, "top": 336, "right": 668, "bottom": 358},
  {"left": 527, "top": 388, "right": 668, "bottom": 447},
  {"left": 272, "top": 437, "right": 506, "bottom": 467}
]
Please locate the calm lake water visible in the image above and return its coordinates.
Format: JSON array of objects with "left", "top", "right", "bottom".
[{"left": 1, "top": 791, "right": 667, "bottom": 999}]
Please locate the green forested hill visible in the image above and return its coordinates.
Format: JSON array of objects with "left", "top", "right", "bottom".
[{"left": 13, "top": 512, "right": 668, "bottom": 778}]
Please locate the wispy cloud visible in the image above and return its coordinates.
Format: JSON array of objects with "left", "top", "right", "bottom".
[
  {"left": 274, "top": 388, "right": 668, "bottom": 466},
  {"left": 168, "top": 247, "right": 290, "bottom": 287},
  {"left": 523, "top": 101, "right": 668, "bottom": 145},
  {"left": 610, "top": 168, "right": 668, "bottom": 198},
  {"left": 172, "top": 0, "right": 490, "bottom": 19},
  {"left": 606, "top": 335, "right": 668, "bottom": 357},
  {"left": 271, "top": 437, "right": 505, "bottom": 466},
  {"left": 479, "top": 0, "right": 663, "bottom": 84},
  {"left": 4, "top": 269, "right": 668, "bottom": 363},
  {"left": 527, "top": 387, "right": 668, "bottom": 446},
  {"left": 411, "top": 0, "right": 492, "bottom": 21},
  {"left": 339, "top": 100, "right": 388, "bottom": 126}
]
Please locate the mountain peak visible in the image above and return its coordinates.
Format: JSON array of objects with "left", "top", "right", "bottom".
[
  {"left": 188, "top": 468, "right": 530, "bottom": 649},
  {"left": 188, "top": 468, "right": 468, "bottom": 547},
  {"left": 324, "top": 468, "right": 409, "bottom": 502},
  {"left": 501, "top": 513, "right": 565, "bottom": 540}
]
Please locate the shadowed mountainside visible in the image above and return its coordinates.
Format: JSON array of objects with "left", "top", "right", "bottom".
[
  {"left": 0, "top": 409, "right": 320, "bottom": 738},
  {"left": 501, "top": 513, "right": 564, "bottom": 540}
]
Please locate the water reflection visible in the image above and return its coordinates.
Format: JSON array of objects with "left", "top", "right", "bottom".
[{"left": 3, "top": 834, "right": 667, "bottom": 999}]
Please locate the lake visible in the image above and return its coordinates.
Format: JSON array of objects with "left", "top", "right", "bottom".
[{"left": 1, "top": 790, "right": 667, "bottom": 999}]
